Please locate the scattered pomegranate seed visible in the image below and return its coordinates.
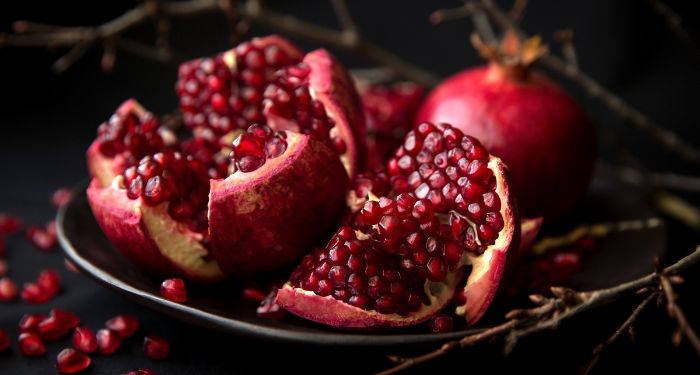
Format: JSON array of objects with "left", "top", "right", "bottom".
[
  {"left": 47, "top": 220, "right": 58, "bottom": 238},
  {"left": 0, "top": 276, "right": 18, "bottom": 302},
  {"left": 105, "top": 314, "right": 139, "bottom": 338},
  {"left": 256, "top": 290, "right": 286, "bottom": 319},
  {"left": 55, "top": 348, "right": 91, "bottom": 373},
  {"left": 52, "top": 187, "right": 73, "bottom": 208},
  {"left": 160, "top": 278, "right": 187, "bottom": 302},
  {"left": 143, "top": 334, "right": 170, "bottom": 360},
  {"left": 72, "top": 326, "right": 98, "bottom": 353},
  {"left": 64, "top": 258, "right": 81, "bottom": 274},
  {"left": 37, "top": 314, "right": 72, "bottom": 341},
  {"left": 429, "top": 313, "right": 454, "bottom": 333},
  {"left": 51, "top": 309, "right": 80, "bottom": 329},
  {"left": 0, "top": 259, "right": 7, "bottom": 277},
  {"left": 96, "top": 328, "right": 122, "bottom": 354},
  {"left": 19, "top": 313, "right": 46, "bottom": 333},
  {"left": 18, "top": 332, "right": 45, "bottom": 355},
  {"left": 0, "top": 213, "right": 23, "bottom": 235},
  {"left": 241, "top": 280, "right": 266, "bottom": 302},
  {"left": 0, "top": 328, "right": 9, "bottom": 351},
  {"left": 21, "top": 282, "right": 51, "bottom": 304},
  {"left": 25, "top": 224, "right": 57, "bottom": 251},
  {"left": 37, "top": 268, "right": 61, "bottom": 296}
]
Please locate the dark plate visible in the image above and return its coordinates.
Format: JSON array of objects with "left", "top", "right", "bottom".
[{"left": 56, "top": 175, "right": 666, "bottom": 347}]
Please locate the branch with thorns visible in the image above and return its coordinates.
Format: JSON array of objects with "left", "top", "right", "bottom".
[{"left": 375, "top": 246, "right": 700, "bottom": 375}]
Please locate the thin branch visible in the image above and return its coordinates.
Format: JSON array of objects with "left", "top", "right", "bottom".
[
  {"left": 474, "top": 0, "right": 700, "bottom": 166},
  {"left": 330, "top": 0, "right": 359, "bottom": 40},
  {"left": 660, "top": 275, "right": 700, "bottom": 356},
  {"left": 644, "top": 0, "right": 700, "bottom": 60},
  {"left": 51, "top": 41, "right": 93, "bottom": 73},
  {"left": 553, "top": 28, "right": 577, "bottom": 71},
  {"left": 429, "top": 3, "right": 479, "bottom": 25},
  {"left": 580, "top": 291, "right": 660, "bottom": 375},
  {"left": 597, "top": 162, "right": 700, "bottom": 194},
  {"left": 507, "top": 0, "right": 528, "bottom": 26}
]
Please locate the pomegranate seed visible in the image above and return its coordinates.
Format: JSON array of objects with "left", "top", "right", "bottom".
[
  {"left": 0, "top": 276, "right": 18, "bottom": 302},
  {"left": 56, "top": 348, "right": 91, "bottom": 373},
  {"left": 25, "top": 224, "right": 57, "bottom": 251},
  {"left": 37, "top": 314, "right": 71, "bottom": 341},
  {"left": 429, "top": 313, "right": 454, "bottom": 333},
  {"left": 19, "top": 313, "right": 45, "bottom": 333},
  {"left": 37, "top": 268, "right": 61, "bottom": 296},
  {"left": 0, "top": 213, "right": 23, "bottom": 235},
  {"left": 0, "top": 329, "right": 9, "bottom": 351},
  {"left": 257, "top": 290, "right": 286, "bottom": 319},
  {"left": 362, "top": 200, "right": 382, "bottom": 226},
  {"left": 96, "top": 328, "right": 122, "bottom": 354},
  {"left": 161, "top": 278, "right": 187, "bottom": 302},
  {"left": 72, "top": 326, "right": 98, "bottom": 353},
  {"left": 21, "top": 282, "right": 50, "bottom": 304},
  {"left": 18, "top": 332, "right": 45, "bottom": 355},
  {"left": 143, "top": 334, "right": 170, "bottom": 360},
  {"left": 52, "top": 187, "right": 73, "bottom": 208},
  {"left": 105, "top": 314, "right": 139, "bottom": 338},
  {"left": 52, "top": 309, "right": 80, "bottom": 329},
  {"left": 241, "top": 283, "right": 267, "bottom": 302}
]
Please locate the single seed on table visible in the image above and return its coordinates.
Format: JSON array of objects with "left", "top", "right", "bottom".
[
  {"left": 143, "top": 334, "right": 170, "bottom": 360},
  {"left": 55, "top": 348, "right": 91, "bottom": 373},
  {"left": 161, "top": 278, "right": 187, "bottom": 302}
]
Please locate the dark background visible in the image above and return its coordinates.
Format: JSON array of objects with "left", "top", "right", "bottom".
[{"left": 1, "top": 1, "right": 700, "bottom": 374}]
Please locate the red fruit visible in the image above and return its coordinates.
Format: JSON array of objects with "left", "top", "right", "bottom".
[
  {"left": 0, "top": 213, "right": 23, "bottom": 235},
  {"left": 416, "top": 31, "right": 595, "bottom": 220},
  {"left": 52, "top": 187, "right": 73, "bottom": 208},
  {"left": 37, "top": 268, "right": 61, "bottom": 296},
  {"left": 0, "top": 329, "right": 9, "bottom": 351},
  {"left": 257, "top": 290, "right": 286, "bottom": 319},
  {"left": 96, "top": 328, "right": 122, "bottom": 354},
  {"left": 72, "top": 326, "right": 98, "bottom": 353},
  {"left": 25, "top": 224, "right": 57, "bottom": 251},
  {"left": 429, "top": 313, "right": 454, "bottom": 333},
  {"left": 19, "top": 313, "right": 46, "bottom": 333},
  {"left": 0, "top": 276, "right": 18, "bottom": 302},
  {"left": 38, "top": 309, "right": 79, "bottom": 341},
  {"left": 21, "top": 282, "right": 51, "bottom": 304},
  {"left": 105, "top": 314, "right": 139, "bottom": 338},
  {"left": 241, "top": 280, "right": 267, "bottom": 302},
  {"left": 18, "top": 332, "right": 45, "bottom": 355},
  {"left": 56, "top": 348, "right": 91, "bottom": 373},
  {"left": 143, "top": 334, "right": 170, "bottom": 360},
  {"left": 161, "top": 278, "right": 187, "bottom": 302}
]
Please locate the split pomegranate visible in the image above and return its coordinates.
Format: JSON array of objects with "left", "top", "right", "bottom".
[
  {"left": 161, "top": 278, "right": 187, "bottom": 302},
  {"left": 415, "top": 31, "right": 596, "bottom": 220},
  {"left": 55, "top": 348, "right": 91, "bottom": 373},
  {"left": 37, "top": 268, "right": 61, "bottom": 296},
  {"left": 72, "top": 326, "right": 98, "bottom": 353},
  {"left": 0, "top": 328, "right": 8, "bottom": 351},
  {"left": 0, "top": 213, "right": 23, "bottom": 235},
  {"left": 0, "top": 276, "right": 17, "bottom": 302},
  {"left": 105, "top": 314, "right": 139, "bottom": 338},
  {"left": 429, "top": 313, "right": 454, "bottom": 333},
  {"left": 142, "top": 334, "right": 169, "bottom": 360},
  {"left": 18, "top": 332, "right": 45, "bottom": 355},
  {"left": 96, "top": 328, "right": 122, "bottom": 354},
  {"left": 21, "top": 282, "right": 50, "bottom": 304}
]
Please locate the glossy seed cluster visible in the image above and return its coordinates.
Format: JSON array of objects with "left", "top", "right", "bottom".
[
  {"left": 388, "top": 122, "right": 504, "bottom": 251},
  {"left": 230, "top": 124, "right": 288, "bottom": 173},
  {"left": 97, "top": 111, "right": 164, "bottom": 162}
]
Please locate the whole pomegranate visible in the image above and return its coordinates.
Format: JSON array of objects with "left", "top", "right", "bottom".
[{"left": 415, "top": 31, "right": 596, "bottom": 220}]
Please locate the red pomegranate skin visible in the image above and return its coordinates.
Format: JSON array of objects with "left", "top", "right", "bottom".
[{"left": 416, "top": 64, "right": 596, "bottom": 220}]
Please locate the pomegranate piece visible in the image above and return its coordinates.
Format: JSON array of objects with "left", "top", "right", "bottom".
[
  {"left": 0, "top": 328, "right": 9, "bottom": 351},
  {"left": 256, "top": 290, "right": 286, "bottom": 319},
  {"left": 72, "top": 326, "right": 98, "bottom": 353},
  {"left": 161, "top": 278, "right": 187, "bottom": 302},
  {"left": 415, "top": 31, "right": 595, "bottom": 220},
  {"left": 105, "top": 314, "right": 139, "bottom": 338},
  {"left": 18, "top": 332, "right": 45, "bottom": 355},
  {"left": 0, "top": 276, "right": 19, "bottom": 302},
  {"left": 19, "top": 313, "right": 46, "bottom": 333},
  {"left": 25, "top": 224, "right": 57, "bottom": 251},
  {"left": 96, "top": 328, "right": 122, "bottom": 354},
  {"left": 37, "top": 268, "right": 61, "bottom": 296},
  {"left": 142, "top": 334, "right": 170, "bottom": 360},
  {"left": 0, "top": 213, "right": 23, "bottom": 235},
  {"left": 429, "top": 313, "right": 454, "bottom": 333},
  {"left": 56, "top": 348, "right": 91, "bottom": 373},
  {"left": 52, "top": 187, "right": 73, "bottom": 208},
  {"left": 21, "top": 282, "right": 51, "bottom": 304}
]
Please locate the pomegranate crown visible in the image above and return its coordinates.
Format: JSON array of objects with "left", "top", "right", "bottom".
[{"left": 470, "top": 29, "right": 548, "bottom": 71}]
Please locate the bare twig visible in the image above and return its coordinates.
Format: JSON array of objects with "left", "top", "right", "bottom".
[
  {"left": 474, "top": 0, "right": 700, "bottom": 166},
  {"left": 660, "top": 275, "right": 700, "bottom": 356},
  {"left": 644, "top": 0, "right": 700, "bottom": 60},
  {"left": 429, "top": 3, "right": 479, "bottom": 25},
  {"left": 507, "top": 0, "right": 528, "bottom": 25},
  {"left": 553, "top": 28, "right": 577, "bottom": 71},
  {"left": 52, "top": 41, "right": 93, "bottom": 73},
  {"left": 597, "top": 162, "right": 700, "bottom": 194},
  {"left": 376, "top": 246, "right": 700, "bottom": 375},
  {"left": 330, "top": 0, "right": 359, "bottom": 42},
  {"left": 580, "top": 291, "right": 659, "bottom": 375}
]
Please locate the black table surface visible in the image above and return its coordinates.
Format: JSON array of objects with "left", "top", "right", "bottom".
[{"left": 2, "top": 1, "right": 700, "bottom": 374}]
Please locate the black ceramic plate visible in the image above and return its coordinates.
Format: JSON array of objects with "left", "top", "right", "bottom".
[{"left": 57, "top": 176, "right": 666, "bottom": 347}]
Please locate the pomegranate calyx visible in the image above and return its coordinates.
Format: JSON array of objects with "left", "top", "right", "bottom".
[{"left": 470, "top": 29, "right": 548, "bottom": 76}]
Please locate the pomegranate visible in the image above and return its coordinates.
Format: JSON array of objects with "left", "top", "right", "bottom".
[
  {"left": 105, "top": 314, "right": 139, "bottom": 338},
  {"left": 160, "top": 278, "right": 187, "bottom": 302},
  {"left": 96, "top": 328, "right": 122, "bottom": 354},
  {"left": 18, "top": 332, "right": 45, "bottom": 355},
  {"left": 142, "top": 334, "right": 169, "bottom": 360},
  {"left": 277, "top": 123, "right": 520, "bottom": 328},
  {"left": 72, "top": 326, "right": 98, "bottom": 353},
  {"left": 415, "top": 31, "right": 596, "bottom": 220},
  {"left": 55, "top": 348, "right": 91, "bottom": 373}
]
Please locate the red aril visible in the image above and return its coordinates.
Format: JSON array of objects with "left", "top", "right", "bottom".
[
  {"left": 415, "top": 31, "right": 595, "bottom": 220},
  {"left": 18, "top": 332, "right": 45, "bottom": 355},
  {"left": 257, "top": 290, "right": 286, "bottom": 319},
  {"left": 37, "top": 268, "right": 61, "bottom": 296},
  {"left": 55, "top": 348, "right": 91, "bottom": 373},
  {"left": 37, "top": 315, "right": 71, "bottom": 341},
  {"left": 429, "top": 313, "right": 454, "bottom": 333},
  {"left": 143, "top": 334, "right": 170, "bottom": 360},
  {"left": 105, "top": 314, "right": 139, "bottom": 338},
  {"left": 72, "top": 326, "right": 98, "bottom": 353},
  {"left": 21, "top": 282, "right": 50, "bottom": 304},
  {"left": 96, "top": 328, "right": 122, "bottom": 354},
  {"left": 160, "top": 278, "right": 187, "bottom": 302},
  {"left": 0, "top": 276, "right": 18, "bottom": 302},
  {"left": 52, "top": 187, "right": 73, "bottom": 208},
  {"left": 0, "top": 213, "right": 23, "bottom": 235},
  {"left": 25, "top": 224, "right": 57, "bottom": 251},
  {"left": 241, "top": 280, "right": 267, "bottom": 302},
  {"left": 19, "top": 313, "right": 45, "bottom": 333}
]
